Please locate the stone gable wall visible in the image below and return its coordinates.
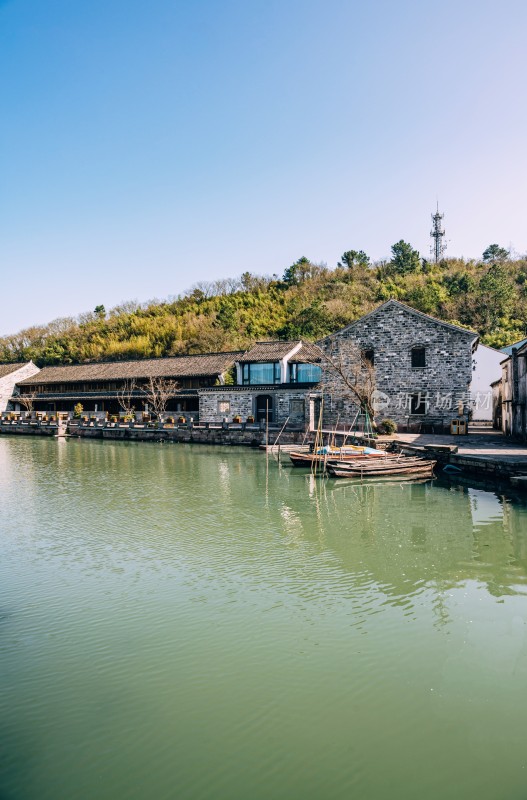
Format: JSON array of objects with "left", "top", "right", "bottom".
[{"left": 318, "top": 304, "right": 475, "bottom": 428}]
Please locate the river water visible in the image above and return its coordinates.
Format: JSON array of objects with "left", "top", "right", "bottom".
[{"left": 1, "top": 437, "right": 527, "bottom": 800}]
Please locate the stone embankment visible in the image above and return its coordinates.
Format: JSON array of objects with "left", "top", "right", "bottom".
[
  {"left": 70, "top": 420, "right": 308, "bottom": 447},
  {"left": 3, "top": 418, "right": 527, "bottom": 489},
  {"left": 0, "top": 420, "right": 57, "bottom": 436}
]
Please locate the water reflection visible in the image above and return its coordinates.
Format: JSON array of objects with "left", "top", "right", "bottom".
[
  {"left": 2, "top": 438, "right": 527, "bottom": 800},
  {"left": 1, "top": 438, "right": 526, "bottom": 609}
]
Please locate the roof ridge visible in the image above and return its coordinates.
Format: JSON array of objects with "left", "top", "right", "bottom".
[{"left": 317, "top": 299, "right": 478, "bottom": 343}]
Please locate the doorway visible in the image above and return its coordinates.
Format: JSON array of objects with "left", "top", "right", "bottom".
[{"left": 256, "top": 395, "right": 274, "bottom": 423}]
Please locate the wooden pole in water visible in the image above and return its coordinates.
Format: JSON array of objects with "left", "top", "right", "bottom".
[{"left": 265, "top": 399, "right": 269, "bottom": 451}]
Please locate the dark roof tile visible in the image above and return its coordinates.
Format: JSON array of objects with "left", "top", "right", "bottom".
[
  {"left": 238, "top": 341, "right": 301, "bottom": 362},
  {"left": 19, "top": 352, "right": 243, "bottom": 385},
  {"left": 0, "top": 363, "right": 31, "bottom": 379}
]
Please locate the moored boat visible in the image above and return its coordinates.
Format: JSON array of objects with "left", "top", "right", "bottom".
[
  {"left": 326, "top": 457, "right": 436, "bottom": 480},
  {"left": 289, "top": 446, "right": 393, "bottom": 468}
]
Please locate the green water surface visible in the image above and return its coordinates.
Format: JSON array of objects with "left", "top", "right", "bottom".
[{"left": 1, "top": 437, "right": 527, "bottom": 800}]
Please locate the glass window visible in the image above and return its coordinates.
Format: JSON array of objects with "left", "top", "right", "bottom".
[
  {"left": 411, "top": 347, "right": 426, "bottom": 368},
  {"left": 242, "top": 363, "right": 280, "bottom": 385},
  {"left": 289, "top": 363, "right": 321, "bottom": 383}
]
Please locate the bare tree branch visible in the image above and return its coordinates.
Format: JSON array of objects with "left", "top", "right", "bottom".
[
  {"left": 311, "top": 341, "right": 376, "bottom": 420},
  {"left": 141, "top": 376, "right": 179, "bottom": 420},
  {"left": 117, "top": 378, "right": 137, "bottom": 417},
  {"left": 17, "top": 389, "right": 38, "bottom": 414}
]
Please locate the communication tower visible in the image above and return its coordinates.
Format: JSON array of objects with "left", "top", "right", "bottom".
[{"left": 430, "top": 204, "right": 446, "bottom": 263}]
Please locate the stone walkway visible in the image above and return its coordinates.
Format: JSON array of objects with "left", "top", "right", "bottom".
[{"left": 384, "top": 427, "right": 527, "bottom": 463}]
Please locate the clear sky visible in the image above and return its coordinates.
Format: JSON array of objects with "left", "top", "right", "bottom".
[{"left": 1, "top": 0, "right": 526, "bottom": 335}]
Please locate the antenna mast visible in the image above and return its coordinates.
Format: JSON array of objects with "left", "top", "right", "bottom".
[{"left": 430, "top": 204, "right": 446, "bottom": 263}]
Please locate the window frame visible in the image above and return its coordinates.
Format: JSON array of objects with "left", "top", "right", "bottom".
[
  {"left": 288, "top": 363, "right": 322, "bottom": 384},
  {"left": 242, "top": 362, "right": 281, "bottom": 386}
]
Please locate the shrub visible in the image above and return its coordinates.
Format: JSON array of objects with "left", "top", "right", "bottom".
[
  {"left": 73, "top": 403, "right": 83, "bottom": 419},
  {"left": 378, "top": 418, "right": 397, "bottom": 435}
]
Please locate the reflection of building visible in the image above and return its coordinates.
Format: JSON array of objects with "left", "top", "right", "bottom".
[
  {"left": 13, "top": 353, "right": 242, "bottom": 417},
  {"left": 0, "top": 362, "right": 40, "bottom": 411},
  {"left": 199, "top": 341, "right": 322, "bottom": 425},
  {"left": 468, "top": 488, "right": 504, "bottom": 528}
]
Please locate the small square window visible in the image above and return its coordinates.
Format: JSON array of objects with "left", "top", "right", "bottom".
[
  {"left": 218, "top": 400, "right": 230, "bottom": 414},
  {"left": 411, "top": 347, "right": 426, "bottom": 368}
]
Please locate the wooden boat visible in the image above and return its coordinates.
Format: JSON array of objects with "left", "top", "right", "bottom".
[
  {"left": 289, "top": 447, "right": 394, "bottom": 468},
  {"left": 327, "top": 457, "right": 436, "bottom": 480}
]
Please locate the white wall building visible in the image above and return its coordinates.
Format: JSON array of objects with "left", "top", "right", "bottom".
[
  {"left": 470, "top": 344, "right": 503, "bottom": 421},
  {"left": 0, "top": 362, "right": 40, "bottom": 412}
]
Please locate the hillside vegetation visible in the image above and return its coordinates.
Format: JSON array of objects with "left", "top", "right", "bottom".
[{"left": 1, "top": 243, "right": 526, "bottom": 366}]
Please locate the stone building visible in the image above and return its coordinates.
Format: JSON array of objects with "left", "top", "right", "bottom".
[
  {"left": 13, "top": 353, "right": 242, "bottom": 417},
  {"left": 469, "top": 343, "right": 503, "bottom": 422},
  {"left": 198, "top": 341, "right": 322, "bottom": 425},
  {"left": 318, "top": 299, "right": 478, "bottom": 431},
  {"left": 7, "top": 300, "right": 481, "bottom": 433},
  {"left": 0, "top": 362, "right": 40, "bottom": 412},
  {"left": 498, "top": 341, "right": 527, "bottom": 439}
]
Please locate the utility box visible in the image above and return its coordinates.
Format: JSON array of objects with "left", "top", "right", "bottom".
[{"left": 450, "top": 419, "right": 467, "bottom": 435}]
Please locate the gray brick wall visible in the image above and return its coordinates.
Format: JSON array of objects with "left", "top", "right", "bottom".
[
  {"left": 318, "top": 302, "right": 476, "bottom": 428},
  {"left": 199, "top": 388, "right": 311, "bottom": 425}
]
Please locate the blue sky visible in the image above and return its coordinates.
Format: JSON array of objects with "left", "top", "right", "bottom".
[{"left": 1, "top": 0, "right": 526, "bottom": 335}]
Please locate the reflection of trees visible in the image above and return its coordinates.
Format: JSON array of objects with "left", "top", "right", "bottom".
[{"left": 3, "top": 439, "right": 527, "bottom": 609}]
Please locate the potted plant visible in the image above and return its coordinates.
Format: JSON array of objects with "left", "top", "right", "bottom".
[
  {"left": 73, "top": 403, "right": 83, "bottom": 419},
  {"left": 233, "top": 415, "right": 242, "bottom": 423},
  {"left": 246, "top": 415, "right": 255, "bottom": 424},
  {"left": 178, "top": 416, "right": 186, "bottom": 424},
  {"left": 165, "top": 416, "right": 175, "bottom": 426}
]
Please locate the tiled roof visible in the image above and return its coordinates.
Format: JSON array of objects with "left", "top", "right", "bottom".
[
  {"left": 0, "top": 363, "right": 30, "bottom": 379},
  {"left": 289, "top": 343, "right": 323, "bottom": 363},
  {"left": 238, "top": 341, "right": 302, "bottom": 362},
  {"left": 501, "top": 337, "right": 527, "bottom": 356},
  {"left": 18, "top": 352, "right": 243, "bottom": 386}
]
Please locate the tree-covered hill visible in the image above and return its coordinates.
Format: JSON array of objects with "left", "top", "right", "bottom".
[{"left": 1, "top": 243, "right": 526, "bottom": 366}]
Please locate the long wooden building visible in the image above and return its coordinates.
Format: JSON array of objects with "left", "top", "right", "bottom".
[{"left": 13, "top": 352, "right": 243, "bottom": 417}]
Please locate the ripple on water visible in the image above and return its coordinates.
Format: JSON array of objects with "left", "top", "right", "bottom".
[{"left": 2, "top": 440, "right": 527, "bottom": 800}]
